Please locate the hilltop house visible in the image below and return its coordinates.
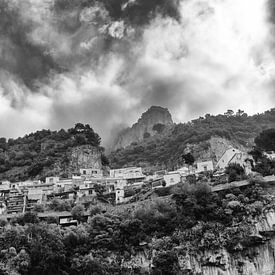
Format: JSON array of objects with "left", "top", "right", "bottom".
[
  {"left": 216, "top": 147, "right": 253, "bottom": 173},
  {"left": 80, "top": 168, "right": 103, "bottom": 178},
  {"left": 196, "top": 160, "right": 214, "bottom": 173},
  {"left": 110, "top": 167, "right": 145, "bottom": 186},
  {"left": 164, "top": 172, "right": 181, "bottom": 187}
]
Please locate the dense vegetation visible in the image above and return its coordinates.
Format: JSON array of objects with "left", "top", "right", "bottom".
[
  {"left": 0, "top": 181, "right": 271, "bottom": 274},
  {"left": 109, "top": 108, "right": 275, "bottom": 169},
  {"left": 0, "top": 123, "right": 103, "bottom": 182},
  {"left": 249, "top": 128, "right": 275, "bottom": 176}
]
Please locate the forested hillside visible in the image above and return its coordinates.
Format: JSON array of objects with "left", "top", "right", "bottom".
[
  {"left": 0, "top": 124, "right": 106, "bottom": 182},
  {"left": 109, "top": 108, "right": 275, "bottom": 169}
]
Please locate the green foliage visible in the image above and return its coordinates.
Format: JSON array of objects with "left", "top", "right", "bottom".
[
  {"left": 0, "top": 182, "right": 270, "bottom": 274},
  {"left": 32, "top": 204, "right": 44, "bottom": 213},
  {"left": 48, "top": 198, "right": 72, "bottom": 212},
  {"left": 225, "top": 163, "right": 246, "bottom": 183},
  {"left": 0, "top": 123, "right": 102, "bottom": 181},
  {"left": 249, "top": 129, "right": 275, "bottom": 176},
  {"left": 109, "top": 108, "right": 275, "bottom": 169},
  {"left": 71, "top": 204, "right": 85, "bottom": 222},
  {"left": 10, "top": 212, "right": 39, "bottom": 226},
  {"left": 182, "top": 153, "right": 195, "bottom": 166},
  {"left": 255, "top": 128, "right": 275, "bottom": 151},
  {"left": 152, "top": 250, "right": 179, "bottom": 275}
]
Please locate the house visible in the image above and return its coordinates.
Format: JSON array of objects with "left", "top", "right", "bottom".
[
  {"left": 78, "top": 181, "right": 95, "bottom": 197},
  {"left": 110, "top": 167, "right": 145, "bottom": 186},
  {"left": 54, "top": 179, "right": 74, "bottom": 193},
  {"left": 27, "top": 189, "right": 43, "bottom": 203},
  {"left": 151, "top": 178, "right": 165, "bottom": 189},
  {"left": 7, "top": 188, "right": 25, "bottom": 214},
  {"left": 80, "top": 168, "right": 103, "bottom": 178},
  {"left": 45, "top": 177, "right": 60, "bottom": 184},
  {"left": 0, "top": 181, "right": 10, "bottom": 192},
  {"left": 163, "top": 172, "right": 181, "bottom": 187},
  {"left": 196, "top": 161, "right": 214, "bottom": 173},
  {"left": 176, "top": 167, "right": 190, "bottom": 176},
  {"left": 216, "top": 147, "right": 253, "bottom": 174}
]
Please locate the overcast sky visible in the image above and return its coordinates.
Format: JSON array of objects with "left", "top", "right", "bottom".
[{"left": 0, "top": 0, "right": 274, "bottom": 145}]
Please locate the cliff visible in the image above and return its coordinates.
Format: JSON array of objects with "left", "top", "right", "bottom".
[
  {"left": 0, "top": 124, "right": 106, "bottom": 181},
  {"left": 113, "top": 106, "right": 173, "bottom": 150},
  {"left": 114, "top": 193, "right": 275, "bottom": 274},
  {"left": 69, "top": 145, "right": 103, "bottom": 173},
  {"left": 109, "top": 108, "right": 275, "bottom": 169}
]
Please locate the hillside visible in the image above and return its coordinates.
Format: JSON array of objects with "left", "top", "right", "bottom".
[
  {"left": 113, "top": 106, "right": 173, "bottom": 150},
  {"left": 108, "top": 108, "right": 275, "bottom": 170},
  {"left": 0, "top": 123, "right": 108, "bottom": 182}
]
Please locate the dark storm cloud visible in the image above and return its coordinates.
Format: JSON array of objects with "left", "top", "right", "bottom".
[
  {"left": 0, "top": 1, "right": 61, "bottom": 88},
  {"left": 0, "top": 0, "right": 273, "bottom": 145},
  {"left": 268, "top": 0, "right": 275, "bottom": 23},
  {"left": 54, "top": 0, "right": 180, "bottom": 25}
]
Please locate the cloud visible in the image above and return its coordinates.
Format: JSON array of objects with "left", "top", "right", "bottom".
[{"left": 0, "top": 0, "right": 274, "bottom": 146}]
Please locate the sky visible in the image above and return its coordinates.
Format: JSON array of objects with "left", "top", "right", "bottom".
[{"left": 0, "top": 0, "right": 275, "bottom": 146}]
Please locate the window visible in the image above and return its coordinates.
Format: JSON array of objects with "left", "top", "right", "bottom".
[{"left": 83, "top": 170, "right": 86, "bottom": 175}]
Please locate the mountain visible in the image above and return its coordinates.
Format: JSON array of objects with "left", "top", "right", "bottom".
[
  {"left": 0, "top": 123, "right": 108, "bottom": 182},
  {"left": 108, "top": 108, "right": 275, "bottom": 170},
  {"left": 113, "top": 106, "right": 173, "bottom": 150}
]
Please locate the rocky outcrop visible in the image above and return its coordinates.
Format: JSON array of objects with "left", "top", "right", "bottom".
[
  {"left": 185, "top": 136, "right": 249, "bottom": 164},
  {"left": 69, "top": 145, "right": 103, "bottom": 173},
  {"left": 118, "top": 210, "right": 275, "bottom": 274},
  {"left": 113, "top": 106, "right": 173, "bottom": 150}
]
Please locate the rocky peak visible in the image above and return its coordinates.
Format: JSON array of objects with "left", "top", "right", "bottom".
[{"left": 113, "top": 106, "right": 173, "bottom": 150}]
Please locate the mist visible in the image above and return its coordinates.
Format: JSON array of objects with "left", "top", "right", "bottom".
[{"left": 0, "top": 0, "right": 274, "bottom": 146}]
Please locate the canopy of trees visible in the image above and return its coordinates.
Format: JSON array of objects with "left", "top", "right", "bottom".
[
  {"left": 255, "top": 128, "right": 275, "bottom": 152},
  {"left": 0, "top": 182, "right": 270, "bottom": 274},
  {"left": 109, "top": 108, "right": 275, "bottom": 169},
  {"left": 0, "top": 123, "right": 104, "bottom": 182}
]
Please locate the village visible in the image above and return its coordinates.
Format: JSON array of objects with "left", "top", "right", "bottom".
[{"left": 0, "top": 146, "right": 273, "bottom": 226}]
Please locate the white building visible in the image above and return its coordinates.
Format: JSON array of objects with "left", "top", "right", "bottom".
[
  {"left": 110, "top": 167, "right": 145, "bottom": 186},
  {"left": 176, "top": 167, "right": 190, "bottom": 176},
  {"left": 80, "top": 168, "right": 103, "bottom": 178},
  {"left": 54, "top": 179, "right": 74, "bottom": 193},
  {"left": 216, "top": 147, "right": 252, "bottom": 172},
  {"left": 163, "top": 172, "right": 181, "bottom": 187},
  {"left": 46, "top": 177, "right": 59, "bottom": 184},
  {"left": 196, "top": 160, "right": 214, "bottom": 173}
]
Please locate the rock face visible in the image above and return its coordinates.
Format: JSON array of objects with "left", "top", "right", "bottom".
[
  {"left": 119, "top": 210, "right": 275, "bottom": 275},
  {"left": 113, "top": 106, "right": 173, "bottom": 149},
  {"left": 69, "top": 145, "right": 103, "bottom": 173},
  {"left": 185, "top": 136, "right": 249, "bottom": 164}
]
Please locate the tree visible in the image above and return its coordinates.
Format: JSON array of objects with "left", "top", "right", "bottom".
[
  {"left": 182, "top": 153, "right": 195, "bottom": 166},
  {"left": 236, "top": 109, "right": 245, "bottom": 116},
  {"left": 71, "top": 205, "right": 85, "bottom": 222},
  {"left": 152, "top": 251, "right": 179, "bottom": 275},
  {"left": 101, "top": 155, "right": 109, "bottom": 166},
  {"left": 225, "top": 163, "right": 245, "bottom": 183},
  {"left": 255, "top": 129, "right": 275, "bottom": 152},
  {"left": 224, "top": 109, "right": 234, "bottom": 117},
  {"left": 249, "top": 147, "right": 263, "bottom": 163}
]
